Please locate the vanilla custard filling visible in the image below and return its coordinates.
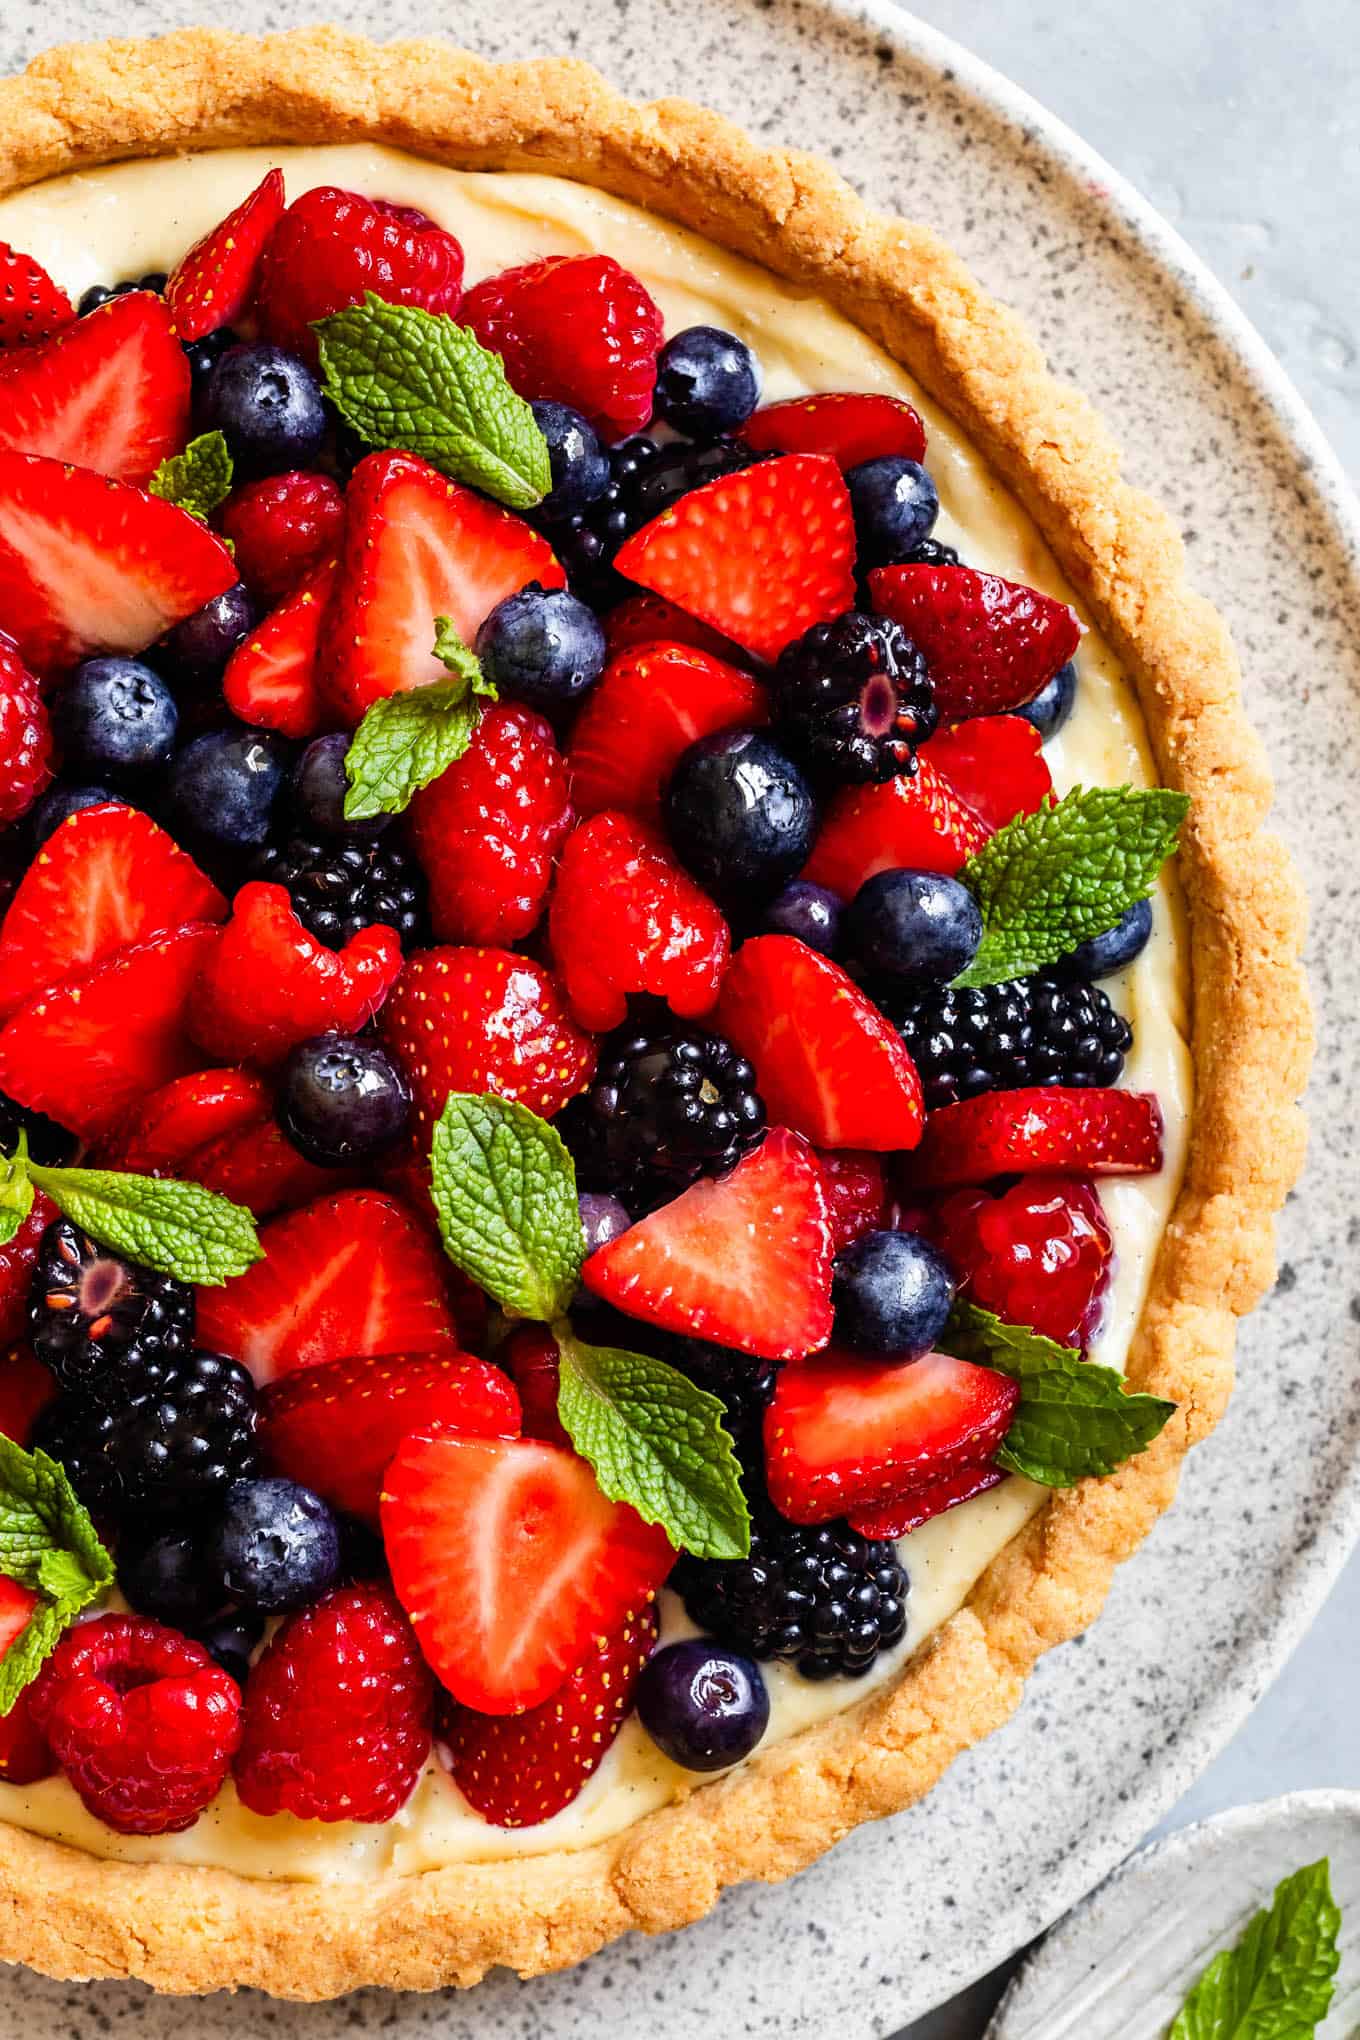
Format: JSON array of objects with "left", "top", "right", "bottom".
[{"left": 0, "top": 147, "right": 1192, "bottom": 1878}]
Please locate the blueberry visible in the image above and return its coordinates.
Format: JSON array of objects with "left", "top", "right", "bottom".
[
  {"left": 209, "top": 1477, "right": 342, "bottom": 1615},
  {"left": 118, "top": 1528, "right": 221, "bottom": 1630},
  {"left": 138, "top": 271, "right": 168, "bottom": 294},
  {"left": 761, "top": 880, "right": 844, "bottom": 957},
  {"left": 204, "top": 342, "right": 327, "bottom": 477},
  {"left": 665, "top": 729, "right": 817, "bottom": 904},
  {"left": 1014, "top": 659, "right": 1078, "bottom": 739},
  {"left": 832, "top": 1229, "right": 955, "bottom": 1361},
  {"left": 476, "top": 584, "right": 606, "bottom": 709},
  {"left": 636, "top": 1640, "right": 769, "bottom": 1771},
  {"left": 77, "top": 283, "right": 114, "bottom": 316},
  {"left": 28, "top": 784, "right": 121, "bottom": 851},
  {"left": 291, "top": 733, "right": 387, "bottom": 839},
  {"left": 277, "top": 1032, "right": 411, "bottom": 1168},
  {"left": 1049, "top": 896, "right": 1154, "bottom": 983},
  {"left": 652, "top": 326, "right": 762, "bottom": 439},
  {"left": 164, "top": 724, "right": 291, "bottom": 859},
  {"left": 184, "top": 324, "right": 240, "bottom": 406},
  {"left": 50, "top": 658, "right": 177, "bottom": 789},
  {"left": 159, "top": 581, "right": 256, "bottom": 684},
  {"left": 579, "top": 1192, "right": 631, "bottom": 1256},
  {"left": 846, "top": 456, "right": 940, "bottom": 566},
  {"left": 530, "top": 401, "right": 611, "bottom": 520},
  {"left": 195, "top": 1611, "right": 265, "bottom": 1687},
  {"left": 845, "top": 869, "right": 981, "bottom": 990}
]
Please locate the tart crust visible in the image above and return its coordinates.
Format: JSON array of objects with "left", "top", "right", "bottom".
[{"left": 0, "top": 26, "right": 1311, "bottom": 1999}]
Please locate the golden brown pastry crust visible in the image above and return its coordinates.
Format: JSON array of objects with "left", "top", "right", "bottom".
[{"left": 0, "top": 26, "right": 1311, "bottom": 1999}]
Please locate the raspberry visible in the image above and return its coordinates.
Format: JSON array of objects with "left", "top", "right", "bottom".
[
  {"left": 923, "top": 1174, "right": 1114, "bottom": 1350},
  {"left": 233, "top": 1581, "right": 434, "bottom": 1823},
  {"left": 463, "top": 254, "right": 663, "bottom": 440},
  {"left": 815, "top": 1150, "right": 890, "bottom": 1251},
  {"left": 255, "top": 187, "right": 464, "bottom": 366},
  {"left": 30, "top": 1614, "right": 241, "bottom": 1834},
  {"left": 219, "top": 470, "right": 344, "bottom": 604},
  {"left": 0, "top": 643, "right": 52, "bottom": 826}
]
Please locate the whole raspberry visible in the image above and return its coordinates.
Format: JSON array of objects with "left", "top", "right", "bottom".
[
  {"left": 0, "top": 644, "right": 52, "bottom": 826},
  {"left": 219, "top": 470, "right": 344, "bottom": 604},
  {"left": 463, "top": 254, "right": 663, "bottom": 439},
  {"left": 255, "top": 187, "right": 465, "bottom": 366},
  {"left": 30, "top": 1614, "right": 241, "bottom": 1834},
  {"left": 232, "top": 1581, "right": 433, "bottom": 1823},
  {"left": 924, "top": 1174, "right": 1114, "bottom": 1349}
]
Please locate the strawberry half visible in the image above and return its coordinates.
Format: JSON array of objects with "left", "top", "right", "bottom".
[
  {"left": 848, "top": 1463, "right": 1007, "bottom": 1539},
  {"left": 763, "top": 1350, "right": 1019, "bottom": 1524},
  {"left": 165, "top": 168, "right": 286, "bottom": 343},
  {"left": 381, "top": 1431, "right": 674, "bottom": 1715},
  {"left": 614, "top": 453, "right": 857, "bottom": 664},
  {"left": 743, "top": 392, "right": 927, "bottom": 469},
  {"left": 222, "top": 556, "right": 336, "bottom": 739},
  {"left": 184, "top": 1116, "right": 352, "bottom": 1221},
  {"left": 463, "top": 254, "right": 662, "bottom": 440},
  {"left": 869, "top": 564, "right": 1082, "bottom": 722},
  {"left": 602, "top": 591, "right": 751, "bottom": 665},
  {"left": 260, "top": 1350, "right": 521, "bottom": 1525},
  {"left": 923, "top": 714, "right": 1053, "bottom": 831},
  {"left": 801, "top": 758, "right": 991, "bottom": 897},
  {"left": 446, "top": 1602, "right": 659, "bottom": 1826},
  {"left": 0, "top": 243, "right": 72, "bottom": 350},
  {"left": 567, "top": 642, "right": 770, "bottom": 826},
  {"left": 111, "top": 1069, "right": 273, "bottom": 1174},
  {"left": 325, "top": 451, "right": 564, "bottom": 726},
  {"left": 0, "top": 452, "right": 237, "bottom": 675},
  {"left": 581, "top": 1126, "right": 835, "bottom": 1359},
  {"left": 197, "top": 1188, "right": 462, "bottom": 1386},
  {"left": 715, "top": 935, "right": 925, "bottom": 1152},
  {"left": 906, "top": 1087, "right": 1165, "bottom": 1188},
  {"left": 0, "top": 293, "right": 190, "bottom": 484}
]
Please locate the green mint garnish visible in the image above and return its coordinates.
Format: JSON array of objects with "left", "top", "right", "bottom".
[
  {"left": 1167, "top": 1859, "right": 1340, "bottom": 2039},
  {"left": 941, "top": 1301, "right": 1176, "bottom": 1487},
  {"left": 0, "top": 1436, "right": 114, "bottom": 1713},
  {"left": 0, "top": 1136, "right": 34, "bottom": 1248},
  {"left": 148, "top": 430, "right": 234, "bottom": 522},
  {"left": 954, "top": 785, "right": 1189, "bottom": 988},
  {"left": 23, "top": 1158, "right": 262, "bottom": 1287},
  {"left": 429, "top": 1093, "right": 583, "bottom": 1321},
  {"left": 314, "top": 295, "right": 552, "bottom": 510},
  {"left": 555, "top": 1327, "right": 750, "bottom": 1559},
  {"left": 342, "top": 618, "right": 496, "bottom": 822}
]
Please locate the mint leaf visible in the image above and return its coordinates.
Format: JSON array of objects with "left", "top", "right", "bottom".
[
  {"left": 1167, "top": 1859, "right": 1340, "bottom": 2039},
  {"left": 0, "top": 1599, "right": 64, "bottom": 1714},
  {"left": 556, "top": 1329, "right": 750, "bottom": 1559},
  {"left": 940, "top": 1301, "right": 1175, "bottom": 1486},
  {"left": 955, "top": 785, "right": 1189, "bottom": 987},
  {"left": 0, "top": 1139, "right": 33, "bottom": 1249},
  {"left": 430, "top": 1093, "right": 583, "bottom": 1320},
  {"left": 432, "top": 617, "right": 496, "bottom": 695},
  {"left": 0, "top": 1437, "right": 113, "bottom": 1711},
  {"left": 342, "top": 620, "right": 496, "bottom": 822},
  {"left": 27, "top": 1162, "right": 262, "bottom": 1287},
  {"left": 148, "top": 430, "right": 234, "bottom": 522},
  {"left": 314, "top": 295, "right": 551, "bottom": 509}
]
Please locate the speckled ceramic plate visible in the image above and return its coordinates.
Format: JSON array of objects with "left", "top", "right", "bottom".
[{"left": 0, "top": 3, "right": 1355, "bottom": 2035}]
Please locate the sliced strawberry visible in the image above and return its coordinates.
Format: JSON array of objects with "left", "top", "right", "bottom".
[
  {"left": 0, "top": 1575, "right": 55, "bottom": 1782},
  {"left": 763, "top": 1349, "right": 1019, "bottom": 1524},
  {"left": 614, "top": 454, "right": 857, "bottom": 664},
  {"left": 183, "top": 1115, "right": 352, "bottom": 1221},
  {"left": 0, "top": 244, "right": 72, "bottom": 350},
  {"left": 446, "top": 1602, "right": 658, "bottom": 1826},
  {"left": 381, "top": 1431, "right": 674, "bottom": 1714},
  {"left": 0, "top": 921, "right": 217, "bottom": 1141},
  {"left": 923, "top": 715, "right": 1052, "bottom": 831},
  {"left": 110, "top": 1068, "right": 271, "bottom": 1175},
  {"left": 463, "top": 254, "right": 662, "bottom": 440},
  {"left": 715, "top": 936, "right": 924, "bottom": 1152},
  {"left": 197, "top": 1188, "right": 461, "bottom": 1387},
  {"left": 0, "top": 1342, "right": 56, "bottom": 1447},
  {"left": 602, "top": 592, "right": 751, "bottom": 665},
  {"left": 0, "top": 452, "right": 237, "bottom": 675},
  {"left": 0, "top": 641, "right": 51, "bottom": 826},
  {"left": 581, "top": 1126, "right": 834, "bottom": 1360},
  {"left": 869, "top": 564, "right": 1082, "bottom": 722},
  {"left": 906, "top": 1088, "right": 1165, "bottom": 1189},
  {"left": 742, "top": 392, "right": 927, "bottom": 469},
  {"left": 567, "top": 643, "right": 770, "bottom": 826},
  {"left": 801, "top": 758, "right": 991, "bottom": 897},
  {"left": 222, "top": 556, "right": 336, "bottom": 739},
  {"left": 325, "top": 452, "right": 564, "bottom": 726},
  {"left": 848, "top": 1463, "right": 1007, "bottom": 1539},
  {"left": 0, "top": 293, "right": 190, "bottom": 485},
  {"left": 922, "top": 1176, "right": 1114, "bottom": 1349},
  {"left": 815, "top": 1149, "right": 891, "bottom": 1251},
  {"left": 0, "top": 802, "right": 226, "bottom": 1021},
  {"left": 260, "top": 1350, "right": 520, "bottom": 1525},
  {"left": 165, "top": 168, "right": 286, "bottom": 343},
  {"left": 500, "top": 1322, "right": 570, "bottom": 1450}
]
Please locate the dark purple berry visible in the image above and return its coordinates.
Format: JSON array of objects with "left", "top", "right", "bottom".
[
  {"left": 208, "top": 1477, "right": 341, "bottom": 1615},
  {"left": 760, "top": 880, "right": 844, "bottom": 956},
  {"left": 277, "top": 1032, "right": 411, "bottom": 1167},
  {"left": 636, "top": 1640, "right": 769, "bottom": 1771}
]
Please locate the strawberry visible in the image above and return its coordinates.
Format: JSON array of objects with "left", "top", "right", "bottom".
[
  {"left": 260, "top": 1349, "right": 520, "bottom": 1525},
  {"left": 500, "top": 1322, "right": 570, "bottom": 1450},
  {"left": 381, "top": 1431, "right": 674, "bottom": 1714},
  {"left": 763, "top": 1349, "right": 1020, "bottom": 1524},
  {"left": 0, "top": 244, "right": 72, "bottom": 350},
  {"left": 0, "top": 642, "right": 51, "bottom": 826},
  {"left": 325, "top": 452, "right": 564, "bottom": 726},
  {"left": 408, "top": 703, "right": 572, "bottom": 946},
  {"left": 906, "top": 1087, "right": 1165, "bottom": 1189},
  {"left": 187, "top": 882, "right": 402, "bottom": 1067},
  {"left": 715, "top": 936, "right": 925, "bottom": 1152},
  {"left": 581, "top": 1126, "right": 834, "bottom": 1359},
  {"left": 463, "top": 254, "right": 662, "bottom": 440},
  {"left": 567, "top": 643, "right": 770, "bottom": 826},
  {"left": 381, "top": 946, "right": 596, "bottom": 1136},
  {"left": 0, "top": 921, "right": 217, "bottom": 1141},
  {"left": 256, "top": 186, "right": 464, "bottom": 367},
  {"left": 742, "top": 392, "right": 927, "bottom": 469},
  {"left": 922, "top": 1175, "right": 1114, "bottom": 1349},
  {"left": 801, "top": 758, "right": 991, "bottom": 897},
  {"left": 110, "top": 1068, "right": 272, "bottom": 1175},
  {"left": 614, "top": 453, "right": 857, "bottom": 664},
  {"left": 847, "top": 1463, "right": 1007, "bottom": 1539},
  {"left": 197, "top": 1188, "right": 461, "bottom": 1386},
  {"left": 0, "top": 293, "right": 190, "bottom": 484},
  {"left": 0, "top": 1576, "right": 55, "bottom": 1783},
  {"left": 0, "top": 1191, "right": 56, "bottom": 1348},
  {"left": 446, "top": 1602, "right": 659, "bottom": 1826},
  {"left": 869, "top": 564, "right": 1082, "bottom": 722},
  {"left": 0, "top": 802, "right": 226, "bottom": 1022},
  {"left": 923, "top": 715, "right": 1052, "bottom": 831},
  {"left": 219, "top": 469, "right": 344, "bottom": 605},
  {"left": 375, "top": 1145, "right": 490, "bottom": 1349},
  {"left": 164, "top": 167, "right": 286, "bottom": 343},
  {"left": 0, "top": 452, "right": 236, "bottom": 675},
  {"left": 222, "top": 556, "right": 336, "bottom": 738},
  {"left": 179, "top": 1115, "right": 352, "bottom": 1221},
  {"left": 549, "top": 811, "right": 731, "bottom": 1033},
  {"left": 602, "top": 591, "right": 750, "bottom": 665},
  {"left": 0, "top": 1343, "right": 56, "bottom": 1448},
  {"left": 815, "top": 1149, "right": 891, "bottom": 1251}
]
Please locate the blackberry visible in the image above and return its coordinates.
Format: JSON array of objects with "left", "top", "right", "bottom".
[
  {"left": 544, "top": 436, "right": 762, "bottom": 609},
  {"left": 889, "top": 974, "right": 1133, "bottom": 1111},
  {"left": 773, "top": 611, "right": 938, "bottom": 783},
  {"left": 32, "top": 1393, "right": 121, "bottom": 1518},
  {"left": 30, "top": 1220, "right": 195, "bottom": 1392},
  {"left": 253, "top": 834, "right": 427, "bottom": 950},
  {"left": 42, "top": 1350, "right": 260, "bottom": 1525},
  {"left": 899, "top": 537, "right": 959, "bottom": 568},
  {"left": 562, "top": 1018, "right": 766, "bottom": 1204},
  {"left": 671, "top": 1341, "right": 778, "bottom": 1457}
]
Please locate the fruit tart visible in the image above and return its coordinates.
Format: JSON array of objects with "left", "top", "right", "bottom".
[{"left": 0, "top": 26, "right": 1308, "bottom": 2001}]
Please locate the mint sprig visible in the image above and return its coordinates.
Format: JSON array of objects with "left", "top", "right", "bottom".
[
  {"left": 148, "top": 430, "right": 234, "bottom": 522},
  {"left": 0, "top": 1142, "right": 263, "bottom": 1286},
  {"left": 342, "top": 619, "right": 496, "bottom": 822},
  {"left": 0, "top": 1436, "right": 113, "bottom": 1712},
  {"left": 1167, "top": 1859, "right": 1340, "bottom": 2039},
  {"left": 430, "top": 1093, "right": 583, "bottom": 1321},
  {"left": 314, "top": 295, "right": 551, "bottom": 509},
  {"left": 0, "top": 1138, "right": 34, "bottom": 1248},
  {"left": 954, "top": 784, "right": 1189, "bottom": 987}
]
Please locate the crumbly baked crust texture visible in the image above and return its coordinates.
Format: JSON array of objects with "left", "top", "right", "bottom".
[{"left": 0, "top": 25, "right": 1311, "bottom": 1999}]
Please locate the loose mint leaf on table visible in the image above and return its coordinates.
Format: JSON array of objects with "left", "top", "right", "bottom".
[
  {"left": 1166, "top": 1858, "right": 1340, "bottom": 2040},
  {"left": 26, "top": 1161, "right": 262, "bottom": 1287},
  {"left": 148, "top": 430, "right": 234, "bottom": 522},
  {"left": 0, "top": 1436, "right": 114, "bottom": 1711},
  {"left": 314, "top": 295, "right": 552, "bottom": 509},
  {"left": 955, "top": 784, "right": 1189, "bottom": 987},
  {"left": 342, "top": 619, "right": 496, "bottom": 821},
  {"left": 430, "top": 1093, "right": 583, "bottom": 1321}
]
